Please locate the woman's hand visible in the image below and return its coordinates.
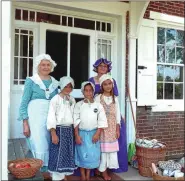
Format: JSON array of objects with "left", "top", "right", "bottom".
[
  {"left": 52, "top": 133, "right": 59, "bottom": 145},
  {"left": 75, "top": 135, "right": 82, "bottom": 145},
  {"left": 116, "top": 124, "right": 120, "bottom": 139},
  {"left": 23, "top": 120, "right": 30, "bottom": 137}
]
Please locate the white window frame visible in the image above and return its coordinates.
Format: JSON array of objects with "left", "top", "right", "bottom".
[
  {"left": 150, "top": 11, "right": 184, "bottom": 112},
  {"left": 11, "top": 20, "right": 39, "bottom": 91}
]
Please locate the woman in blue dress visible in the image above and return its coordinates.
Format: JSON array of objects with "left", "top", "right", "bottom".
[
  {"left": 89, "top": 58, "right": 128, "bottom": 173},
  {"left": 18, "top": 54, "right": 59, "bottom": 172}
]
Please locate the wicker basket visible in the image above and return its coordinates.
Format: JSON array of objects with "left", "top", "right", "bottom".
[
  {"left": 150, "top": 166, "right": 184, "bottom": 180},
  {"left": 136, "top": 143, "right": 167, "bottom": 160},
  {"left": 8, "top": 158, "right": 43, "bottom": 179},
  {"left": 136, "top": 140, "right": 167, "bottom": 177}
]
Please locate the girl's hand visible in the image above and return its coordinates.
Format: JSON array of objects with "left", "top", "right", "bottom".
[
  {"left": 75, "top": 135, "right": 82, "bottom": 145},
  {"left": 116, "top": 125, "right": 120, "bottom": 139},
  {"left": 92, "top": 133, "right": 100, "bottom": 143},
  {"left": 52, "top": 134, "right": 59, "bottom": 145},
  {"left": 23, "top": 120, "right": 30, "bottom": 137}
]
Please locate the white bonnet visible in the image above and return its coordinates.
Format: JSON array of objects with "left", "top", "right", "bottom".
[
  {"left": 81, "top": 81, "right": 95, "bottom": 93},
  {"left": 59, "top": 76, "right": 74, "bottom": 90},
  {"left": 34, "top": 54, "right": 57, "bottom": 73},
  {"left": 99, "top": 74, "right": 114, "bottom": 87}
]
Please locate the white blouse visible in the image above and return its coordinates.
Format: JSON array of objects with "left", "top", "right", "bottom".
[
  {"left": 47, "top": 94, "right": 76, "bottom": 130},
  {"left": 73, "top": 100, "right": 108, "bottom": 130},
  {"left": 95, "top": 94, "right": 121, "bottom": 124}
]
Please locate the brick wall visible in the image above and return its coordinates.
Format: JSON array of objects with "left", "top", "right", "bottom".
[
  {"left": 144, "top": 1, "right": 185, "bottom": 19},
  {"left": 136, "top": 108, "right": 184, "bottom": 157},
  {"left": 136, "top": 1, "right": 185, "bottom": 158}
]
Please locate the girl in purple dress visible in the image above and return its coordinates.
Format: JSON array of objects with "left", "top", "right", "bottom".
[{"left": 89, "top": 58, "right": 128, "bottom": 173}]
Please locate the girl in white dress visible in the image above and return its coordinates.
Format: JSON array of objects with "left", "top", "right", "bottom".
[
  {"left": 47, "top": 76, "right": 76, "bottom": 181},
  {"left": 74, "top": 81, "right": 108, "bottom": 181}
]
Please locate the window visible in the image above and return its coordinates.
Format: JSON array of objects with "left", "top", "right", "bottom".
[
  {"left": 15, "top": 8, "right": 112, "bottom": 33},
  {"left": 14, "top": 28, "right": 33, "bottom": 85},
  {"left": 97, "top": 39, "right": 112, "bottom": 61},
  {"left": 157, "top": 27, "right": 184, "bottom": 100}
]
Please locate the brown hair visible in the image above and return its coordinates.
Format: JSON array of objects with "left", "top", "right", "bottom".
[{"left": 100, "top": 83, "right": 115, "bottom": 104}]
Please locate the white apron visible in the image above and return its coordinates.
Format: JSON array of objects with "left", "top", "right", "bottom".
[{"left": 27, "top": 99, "right": 50, "bottom": 166}]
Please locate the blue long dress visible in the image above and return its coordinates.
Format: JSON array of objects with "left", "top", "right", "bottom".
[{"left": 18, "top": 75, "right": 58, "bottom": 171}]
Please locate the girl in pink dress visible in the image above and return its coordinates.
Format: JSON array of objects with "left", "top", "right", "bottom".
[{"left": 95, "top": 74, "right": 121, "bottom": 181}]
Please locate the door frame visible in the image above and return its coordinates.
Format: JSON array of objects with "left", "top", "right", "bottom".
[{"left": 39, "top": 22, "right": 96, "bottom": 98}]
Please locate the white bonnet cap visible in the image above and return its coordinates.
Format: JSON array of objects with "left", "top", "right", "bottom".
[
  {"left": 34, "top": 54, "right": 57, "bottom": 73},
  {"left": 59, "top": 76, "right": 74, "bottom": 90},
  {"left": 81, "top": 81, "right": 95, "bottom": 93},
  {"left": 99, "top": 74, "right": 114, "bottom": 87}
]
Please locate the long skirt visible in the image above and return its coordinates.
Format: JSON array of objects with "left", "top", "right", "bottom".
[
  {"left": 48, "top": 125, "right": 75, "bottom": 173},
  {"left": 111, "top": 118, "right": 128, "bottom": 172},
  {"left": 27, "top": 99, "right": 50, "bottom": 166},
  {"left": 75, "top": 129, "right": 100, "bottom": 169}
]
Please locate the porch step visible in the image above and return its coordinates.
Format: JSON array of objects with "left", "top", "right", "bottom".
[{"left": 8, "top": 138, "right": 44, "bottom": 180}]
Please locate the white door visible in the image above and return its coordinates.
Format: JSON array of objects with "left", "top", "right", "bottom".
[
  {"left": 39, "top": 23, "right": 96, "bottom": 99},
  {"left": 9, "top": 22, "right": 39, "bottom": 139}
]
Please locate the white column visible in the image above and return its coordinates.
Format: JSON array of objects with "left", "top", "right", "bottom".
[{"left": 2, "top": 1, "right": 11, "bottom": 180}]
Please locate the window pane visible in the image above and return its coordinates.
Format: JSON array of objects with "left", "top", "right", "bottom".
[
  {"left": 164, "top": 83, "right": 173, "bottom": 99},
  {"left": 175, "top": 84, "right": 183, "bottom": 99},
  {"left": 157, "top": 83, "right": 163, "bottom": 99},
  {"left": 176, "top": 30, "right": 184, "bottom": 46},
  {"left": 164, "top": 65, "right": 174, "bottom": 82},
  {"left": 97, "top": 43, "right": 101, "bottom": 59},
  {"left": 74, "top": 18, "right": 95, "bottom": 30},
  {"left": 157, "top": 65, "right": 164, "bottom": 81},
  {"left": 62, "top": 16, "right": 67, "bottom": 26},
  {"left": 15, "top": 29, "right": 19, "bottom": 33},
  {"left": 70, "top": 34, "right": 89, "bottom": 88},
  {"left": 29, "top": 58, "right": 33, "bottom": 76},
  {"left": 166, "top": 46, "right": 175, "bottom": 63},
  {"left": 102, "top": 44, "right": 107, "bottom": 59},
  {"left": 19, "top": 81, "right": 25, "bottom": 85},
  {"left": 14, "top": 34, "right": 19, "bottom": 56},
  {"left": 96, "top": 21, "right": 100, "bottom": 31},
  {"left": 176, "top": 47, "right": 184, "bottom": 64},
  {"left": 174, "top": 66, "right": 183, "bottom": 82},
  {"left": 107, "top": 23, "right": 111, "bottom": 32},
  {"left": 14, "top": 57, "right": 18, "bottom": 79},
  {"left": 157, "top": 45, "right": 165, "bottom": 63},
  {"left": 166, "top": 29, "right": 176, "bottom": 46},
  {"left": 15, "top": 9, "right": 21, "bottom": 20},
  {"left": 107, "top": 45, "right": 111, "bottom": 61},
  {"left": 30, "top": 11, "right": 35, "bottom": 22},
  {"left": 23, "top": 10, "right": 28, "bottom": 21},
  {"left": 29, "top": 35, "right": 33, "bottom": 57},
  {"left": 157, "top": 27, "right": 165, "bottom": 44},
  {"left": 68, "top": 17, "right": 73, "bottom": 27},
  {"left": 19, "top": 58, "right": 27, "bottom": 79},
  {"left": 48, "top": 14, "right": 60, "bottom": 25},
  {"left": 46, "top": 30, "right": 67, "bottom": 81},
  {"left": 14, "top": 80, "right": 18, "bottom": 85},
  {"left": 20, "top": 35, "right": 28, "bottom": 57},
  {"left": 20, "top": 30, "right": 28, "bottom": 34},
  {"left": 102, "top": 22, "right": 106, "bottom": 32}
]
